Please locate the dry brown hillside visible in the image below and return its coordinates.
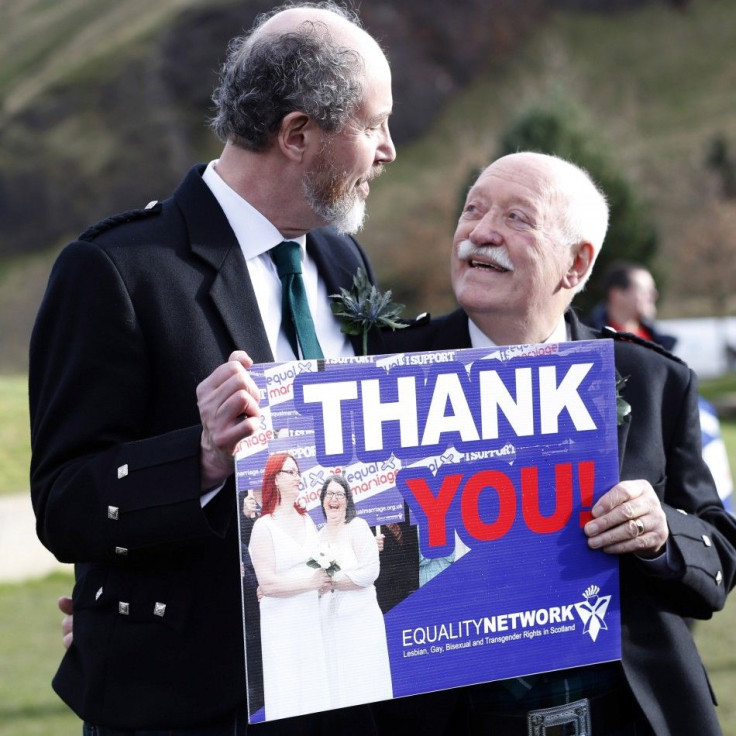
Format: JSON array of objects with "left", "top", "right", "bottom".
[{"left": 1, "top": 0, "right": 735, "bottom": 371}]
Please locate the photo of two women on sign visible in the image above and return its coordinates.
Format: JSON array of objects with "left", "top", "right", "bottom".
[{"left": 238, "top": 451, "right": 394, "bottom": 723}]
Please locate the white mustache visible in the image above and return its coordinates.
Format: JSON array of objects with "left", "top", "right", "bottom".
[{"left": 456, "top": 240, "right": 515, "bottom": 271}]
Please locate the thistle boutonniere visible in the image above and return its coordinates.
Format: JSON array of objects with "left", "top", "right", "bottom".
[
  {"left": 330, "top": 267, "right": 407, "bottom": 355},
  {"left": 616, "top": 375, "right": 631, "bottom": 426}
]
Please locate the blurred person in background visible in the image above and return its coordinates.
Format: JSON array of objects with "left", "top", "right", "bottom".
[
  {"left": 585, "top": 260, "right": 676, "bottom": 350},
  {"left": 585, "top": 261, "right": 734, "bottom": 514}
]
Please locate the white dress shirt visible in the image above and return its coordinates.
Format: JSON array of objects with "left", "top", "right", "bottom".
[
  {"left": 202, "top": 160, "right": 354, "bottom": 362},
  {"left": 467, "top": 315, "right": 568, "bottom": 349}
]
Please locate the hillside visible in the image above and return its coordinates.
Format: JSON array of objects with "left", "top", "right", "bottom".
[
  {"left": 1, "top": 0, "right": 735, "bottom": 372},
  {"left": 0, "top": 0, "right": 545, "bottom": 258}
]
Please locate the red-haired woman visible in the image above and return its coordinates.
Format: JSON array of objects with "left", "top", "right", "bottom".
[{"left": 248, "top": 452, "right": 331, "bottom": 721}]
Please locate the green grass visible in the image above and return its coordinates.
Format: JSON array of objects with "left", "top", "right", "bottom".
[
  {"left": 0, "top": 375, "right": 30, "bottom": 496},
  {"left": 695, "top": 596, "right": 736, "bottom": 735},
  {"left": 0, "top": 0, "right": 236, "bottom": 117},
  {"left": 0, "top": 572, "right": 78, "bottom": 736},
  {"left": 701, "top": 373, "right": 736, "bottom": 402}
]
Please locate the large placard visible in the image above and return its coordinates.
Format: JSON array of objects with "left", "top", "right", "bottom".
[{"left": 236, "top": 340, "right": 621, "bottom": 723}]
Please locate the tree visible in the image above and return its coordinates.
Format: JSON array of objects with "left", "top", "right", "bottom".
[{"left": 677, "top": 199, "right": 736, "bottom": 318}]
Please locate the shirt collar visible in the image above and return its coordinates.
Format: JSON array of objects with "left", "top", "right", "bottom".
[
  {"left": 468, "top": 315, "right": 569, "bottom": 348},
  {"left": 202, "top": 160, "right": 306, "bottom": 258}
]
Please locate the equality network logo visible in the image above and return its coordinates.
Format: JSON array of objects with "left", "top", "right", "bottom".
[{"left": 573, "top": 585, "right": 611, "bottom": 642}]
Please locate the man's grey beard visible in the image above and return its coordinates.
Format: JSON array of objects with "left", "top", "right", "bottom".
[
  {"left": 324, "top": 194, "right": 366, "bottom": 235},
  {"left": 456, "top": 240, "right": 515, "bottom": 271},
  {"left": 303, "top": 163, "right": 367, "bottom": 235}
]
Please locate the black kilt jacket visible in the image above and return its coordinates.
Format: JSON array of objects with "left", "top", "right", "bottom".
[
  {"left": 29, "top": 164, "right": 376, "bottom": 731},
  {"left": 374, "top": 307, "right": 736, "bottom": 736}
]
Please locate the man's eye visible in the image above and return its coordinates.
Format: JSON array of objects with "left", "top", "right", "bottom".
[{"left": 508, "top": 211, "right": 531, "bottom": 227}]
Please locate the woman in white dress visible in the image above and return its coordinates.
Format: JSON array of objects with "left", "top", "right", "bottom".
[
  {"left": 317, "top": 474, "right": 393, "bottom": 709},
  {"left": 248, "top": 452, "right": 331, "bottom": 721}
]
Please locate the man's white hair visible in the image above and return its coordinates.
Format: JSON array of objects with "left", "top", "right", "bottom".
[{"left": 493, "top": 152, "right": 610, "bottom": 293}]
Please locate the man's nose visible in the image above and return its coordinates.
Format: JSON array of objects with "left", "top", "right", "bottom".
[
  {"left": 469, "top": 211, "right": 503, "bottom": 246},
  {"left": 377, "top": 123, "right": 396, "bottom": 164}
]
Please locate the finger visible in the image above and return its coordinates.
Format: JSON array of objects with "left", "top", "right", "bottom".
[
  {"left": 61, "top": 614, "right": 73, "bottom": 637},
  {"left": 229, "top": 350, "right": 254, "bottom": 370},
  {"left": 224, "top": 364, "right": 261, "bottom": 409},
  {"left": 221, "top": 386, "right": 260, "bottom": 423},
  {"left": 196, "top": 358, "right": 242, "bottom": 399},
  {"left": 586, "top": 499, "right": 643, "bottom": 538},
  {"left": 588, "top": 512, "right": 668, "bottom": 556},
  {"left": 207, "top": 415, "right": 262, "bottom": 457},
  {"left": 590, "top": 528, "right": 665, "bottom": 557},
  {"left": 200, "top": 380, "right": 261, "bottom": 452},
  {"left": 591, "top": 535, "right": 649, "bottom": 556},
  {"left": 591, "top": 480, "right": 646, "bottom": 518},
  {"left": 585, "top": 503, "right": 643, "bottom": 545},
  {"left": 58, "top": 596, "right": 73, "bottom": 615},
  {"left": 588, "top": 481, "right": 656, "bottom": 535},
  {"left": 197, "top": 356, "right": 260, "bottom": 406},
  {"left": 198, "top": 366, "right": 260, "bottom": 420}
]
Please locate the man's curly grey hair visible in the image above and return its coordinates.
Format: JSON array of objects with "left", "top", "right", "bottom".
[{"left": 210, "top": 2, "right": 367, "bottom": 151}]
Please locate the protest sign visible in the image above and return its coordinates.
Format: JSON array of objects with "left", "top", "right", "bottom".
[{"left": 235, "top": 340, "right": 621, "bottom": 723}]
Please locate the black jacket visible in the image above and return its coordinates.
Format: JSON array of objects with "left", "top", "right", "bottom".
[
  {"left": 29, "top": 165, "right": 375, "bottom": 730},
  {"left": 377, "top": 307, "right": 736, "bottom": 736}
]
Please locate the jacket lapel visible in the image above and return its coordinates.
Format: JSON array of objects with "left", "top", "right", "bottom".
[
  {"left": 174, "top": 166, "right": 274, "bottom": 364},
  {"left": 431, "top": 309, "right": 473, "bottom": 350}
]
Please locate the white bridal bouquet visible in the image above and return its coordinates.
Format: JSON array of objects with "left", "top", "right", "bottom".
[{"left": 306, "top": 545, "right": 341, "bottom": 578}]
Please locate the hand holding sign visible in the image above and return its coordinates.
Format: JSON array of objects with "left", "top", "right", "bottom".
[
  {"left": 198, "top": 350, "right": 261, "bottom": 489},
  {"left": 584, "top": 479, "right": 668, "bottom": 558}
]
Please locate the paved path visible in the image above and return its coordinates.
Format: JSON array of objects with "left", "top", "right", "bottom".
[{"left": 0, "top": 493, "right": 72, "bottom": 582}]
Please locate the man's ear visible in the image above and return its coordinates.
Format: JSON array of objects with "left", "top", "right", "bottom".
[
  {"left": 563, "top": 241, "right": 595, "bottom": 289},
  {"left": 277, "top": 111, "right": 320, "bottom": 162}
]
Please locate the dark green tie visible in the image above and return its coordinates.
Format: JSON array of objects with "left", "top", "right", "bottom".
[{"left": 270, "top": 241, "right": 324, "bottom": 359}]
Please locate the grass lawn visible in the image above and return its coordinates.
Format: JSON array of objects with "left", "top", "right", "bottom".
[
  {"left": 695, "top": 595, "right": 736, "bottom": 735},
  {"left": 0, "top": 375, "right": 30, "bottom": 496},
  {"left": 0, "top": 572, "right": 79, "bottom": 735}
]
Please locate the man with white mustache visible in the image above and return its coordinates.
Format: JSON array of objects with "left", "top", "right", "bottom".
[
  {"left": 377, "top": 152, "right": 736, "bottom": 736},
  {"left": 455, "top": 240, "right": 516, "bottom": 273}
]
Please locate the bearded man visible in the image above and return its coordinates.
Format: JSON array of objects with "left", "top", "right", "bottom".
[{"left": 29, "top": 3, "right": 394, "bottom": 734}]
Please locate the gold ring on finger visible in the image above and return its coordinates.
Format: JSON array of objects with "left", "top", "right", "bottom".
[{"left": 634, "top": 518, "right": 645, "bottom": 537}]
